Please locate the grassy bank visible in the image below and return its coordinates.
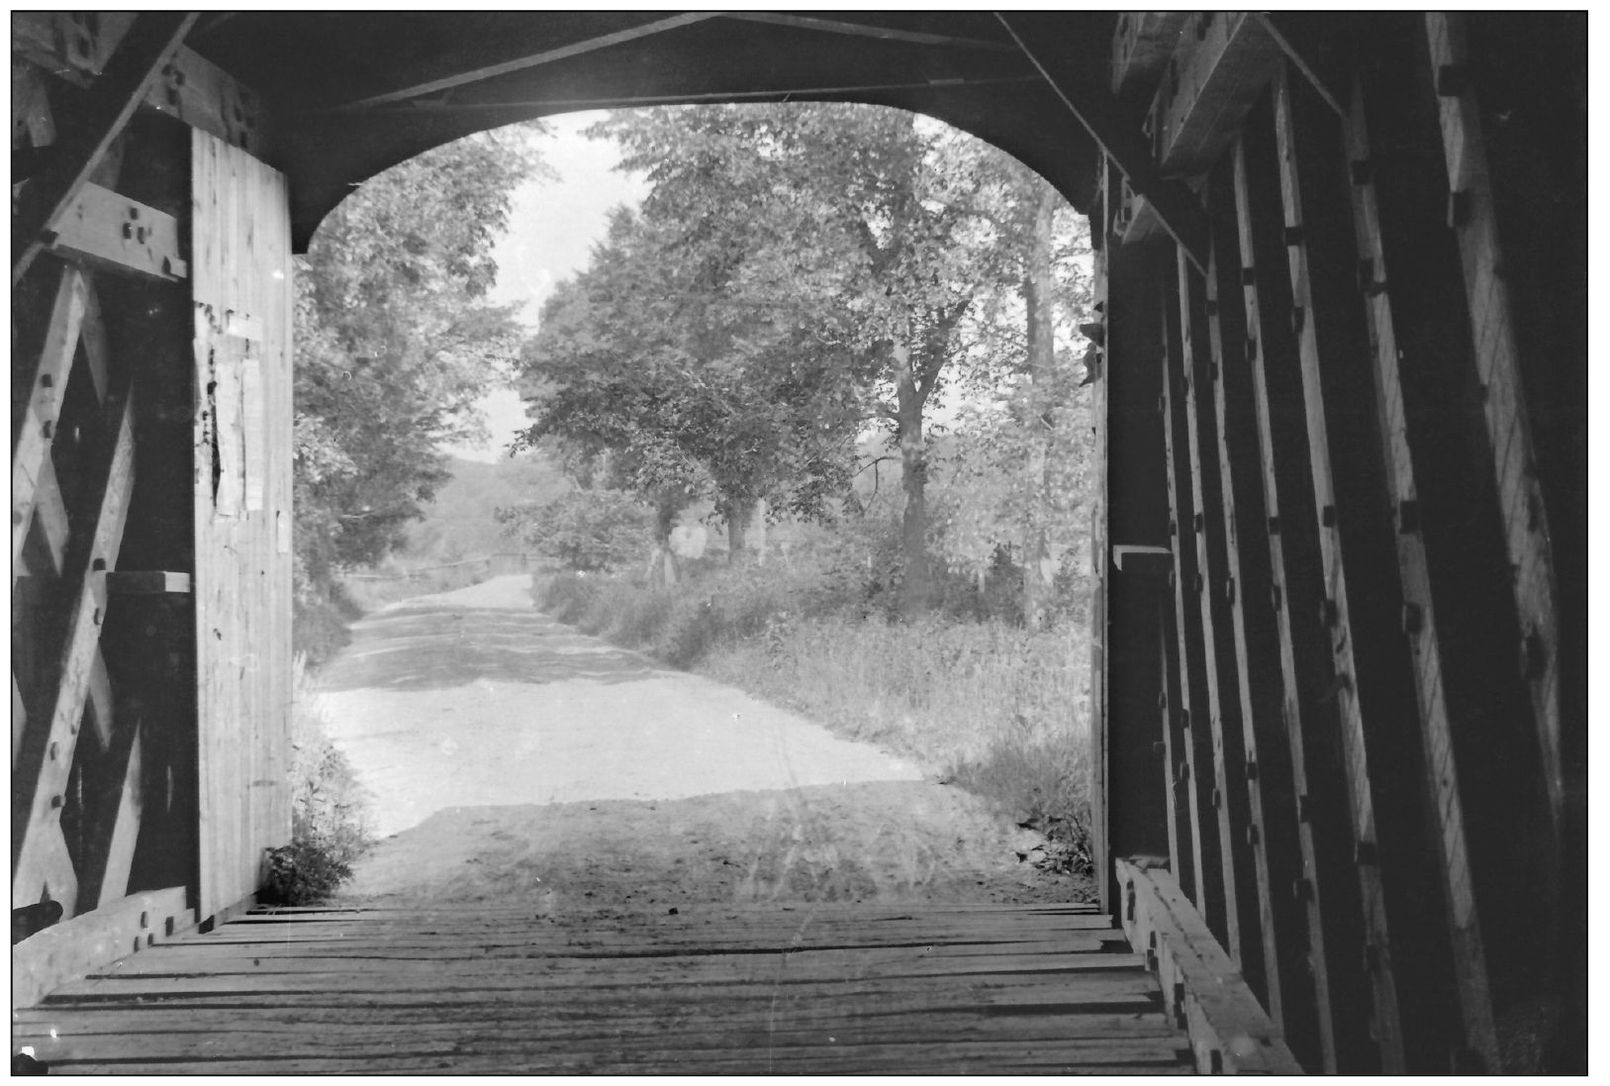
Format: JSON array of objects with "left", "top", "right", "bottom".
[{"left": 536, "top": 564, "right": 1093, "bottom": 879}]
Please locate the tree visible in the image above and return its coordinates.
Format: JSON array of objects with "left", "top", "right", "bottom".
[
  {"left": 597, "top": 104, "right": 1015, "bottom": 613},
  {"left": 514, "top": 198, "right": 872, "bottom": 579},
  {"left": 932, "top": 160, "right": 1096, "bottom": 628},
  {"left": 293, "top": 125, "right": 548, "bottom": 634}
]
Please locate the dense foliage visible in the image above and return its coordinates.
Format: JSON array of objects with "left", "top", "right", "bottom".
[
  {"left": 292, "top": 127, "right": 547, "bottom": 660},
  {"left": 514, "top": 103, "right": 1095, "bottom": 618}
]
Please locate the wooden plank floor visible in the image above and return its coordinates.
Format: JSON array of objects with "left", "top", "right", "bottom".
[{"left": 12, "top": 900, "right": 1194, "bottom": 1074}]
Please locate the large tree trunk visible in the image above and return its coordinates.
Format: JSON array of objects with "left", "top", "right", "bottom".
[
  {"left": 1021, "top": 186, "right": 1058, "bottom": 632},
  {"left": 895, "top": 342, "right": 934, "bottom": 616},
  {"left": 722, "top": 497, "right": 755, "bottom": 563},
  {"left": 646, "top": 493, "right": 682, "bottom": 587}
]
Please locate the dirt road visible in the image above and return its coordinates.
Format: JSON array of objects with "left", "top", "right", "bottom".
[{"left": 320, "top": 575, "right": 1079, "bottom": 910}]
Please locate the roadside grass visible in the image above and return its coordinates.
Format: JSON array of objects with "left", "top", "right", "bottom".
[
  {"left": 264, "top": 655, "right": 372, "bottom": 904},
  {"left": 534, "top": 564, "right": 1094, "bottom": 883}
]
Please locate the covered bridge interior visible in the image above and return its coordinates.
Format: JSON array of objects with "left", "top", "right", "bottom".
[{"left": 11, "top": 11, "right": 1586, "bottom": 1073}]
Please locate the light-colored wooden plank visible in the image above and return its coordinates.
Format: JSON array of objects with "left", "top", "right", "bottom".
[
  {"left": 1117, "top": 857, "right": 1301, "bottom": 1073},
  {"left": 50, "top": 182, "right": 188, "bottom": 281},
  {"left": 95, "top": 725, "right": 144, "bottom": 908},
  {"left": 12, "top": 886, "right": 193, "bottom": 1009},
  {"left": 12, "top": 671, "right": 27, "bottom": 769},
  {"left": 12, "top": 266, "right": 89, "bottom": 581}
]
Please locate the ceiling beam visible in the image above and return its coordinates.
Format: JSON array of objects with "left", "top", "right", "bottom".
[
  {"left": 721, "top": 12, "right": 1017, "bottom": 53},
  {"left": 995, "top": 12, "right": 1209, "bottom": 273},
  {"left": 334, "top": 13, "right": 726, "bottom": 110},
  {"left": 362, "top": 74, "right": 1040, "bottom": 114},
  {"left": 12, "top": 12, "right": 198, "bottom": 286}
]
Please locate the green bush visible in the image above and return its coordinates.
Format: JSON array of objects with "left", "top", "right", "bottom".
[{"left": 262, "top": 656, "right": 371, "bottom": 905}]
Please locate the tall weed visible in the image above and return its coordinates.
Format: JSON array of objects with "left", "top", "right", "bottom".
[
  {"left": 534, "top": 564, "right": 1094, "bottom": 877},
  {"left": 265, "top": 655, "right": 372, "bottom": 904}
]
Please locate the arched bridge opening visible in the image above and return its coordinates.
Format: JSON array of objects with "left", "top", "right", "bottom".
[{"left": 10, "top": 12, "right": 1585, "bottom": 1074}]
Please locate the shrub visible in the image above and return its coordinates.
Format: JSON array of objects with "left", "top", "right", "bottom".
[
  {"left": 498, "top": 488, "right": 647, "bottom": 572},
  {"left": 262, "top": 656, "right": 371, "bottom": 905}
]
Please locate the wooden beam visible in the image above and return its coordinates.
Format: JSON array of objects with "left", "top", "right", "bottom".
[
  {"left": 1116, "top": 858, "right": 1302, "bottom": 1073},
  {"left": 12, "top": 267, "right": 90, "bottom": 581},
  {"left": 105, "top": 571, "right": 194, "bottom": 595},
  {"left": 12, "top": 394, "right": 137, "bottom": 905},
  {"left": 1148, "top": 12, "right": 1284, "bottom": 174},
  {"left": 721, "top": 13, "right": 1016, "bottom": 52},
  {"left": 1158, "top": 266, "right": 1221, "bottom": 930},
  {"left": 94, "top": 725, "right": 145, "bottom": 910},
  {"left": 1110, "top": 12, "right": 1190, "bottom": 98},
  {"left": 1250, "top": 13, "right": 1345, "bottom": 119},
  {"left": 1174, "top": 247, "right": 1261, "bottom": 980},
  {"left": 12, "top": 886, "right": 193, "bottom": 1009},
  {"left": 1423, "top": 12, "right": 1564, "bottom": 850},
  {"left": 50, "top": 184, "right": 188, "bottom": 281},
  {"left": 12, "top": 12, "right": 197, "bottom": 285},
  {"left": 1339, "top": 68, "right": 1498, "bottom": 1072},
  {"left": 1200, "top": 156, "right": 1323, "bottom": 1069},
  {"left": 12, "top": 13, "right": 268, "bottom": 156},
  {"left": 1230, "top": 117, "right": 1378, "bottom": 1073},
  {"left": 335, "top": 14, "right": 725, "bottom": 110},
  {"left": 996, "top": 14, "right": 1209, "bottom": 273}
]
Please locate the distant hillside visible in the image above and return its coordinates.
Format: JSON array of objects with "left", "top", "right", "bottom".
[{"left": 401, "top": 454, "right": 569, "bottom": 563}]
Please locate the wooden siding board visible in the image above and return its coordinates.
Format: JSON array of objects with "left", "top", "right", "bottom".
[
  {"left": 1231, "top": 100, "right": 1377, "bottom": 1074},
  {"left": 1158, "top": 269, "right": 1221, "bottom": 930},
  {"left": 1339, "top": 71, "right": 1499, "bottom": 1070},
  {"left": 190, "top": 130, "right": 294, "bottom": 923},
  {"left": 1174, "top": 247, "right": 1262, "bottom": 987},
  {"left": 1424, "top": 18, "right": 1563, "bottom": 842},
  {"left": 1267, "top": 67, "right": 1419, "bottom": 1072},
  {"left": 1200, "top": 156, "right": 1321, "bottom": 1067}
]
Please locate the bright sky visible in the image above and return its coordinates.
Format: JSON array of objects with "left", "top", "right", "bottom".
[{"left": 441, "top": 112, "right": 649, "bottom": 462}]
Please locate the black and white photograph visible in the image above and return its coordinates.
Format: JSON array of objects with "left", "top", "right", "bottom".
[{"left": 9, "top": 10, "right": 1588, "bottom": 1074}]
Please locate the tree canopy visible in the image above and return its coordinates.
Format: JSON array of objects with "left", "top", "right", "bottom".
[{"left": 292, "top": 126, "right": 548, "bottom": 641}]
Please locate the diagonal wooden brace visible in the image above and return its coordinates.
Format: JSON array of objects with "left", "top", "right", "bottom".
[{"left": 12, "top": 12, "right": 198, "bottom": 285}]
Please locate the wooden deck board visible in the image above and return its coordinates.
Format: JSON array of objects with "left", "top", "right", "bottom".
[{"left": 13, "top": 902, "right": 1191, "bottom": 1074}]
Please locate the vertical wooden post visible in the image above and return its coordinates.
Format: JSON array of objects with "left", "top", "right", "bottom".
[
  {"left": 1098, "top": 160, "right": 1175, "bottom": 906},
  {"left": 1338, "top": 66, "right": 1504, "bottom": 1070},
  {"left": 1158, "top": 265, "right": 1222, "bottom": 933},
  {"left": 1174, "top": 245, "right": 1264, "bottom": 986},
  {"left": 1198, "top": 153, "right": 1320, "bottom": 1066},
  {"left": 1229, "top": 106, "right": 1377, "bottom": 1071}
]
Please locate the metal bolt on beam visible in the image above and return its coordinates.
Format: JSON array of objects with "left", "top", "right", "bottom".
[
  {"left": 1247, "top": 824, "right": 1261, "bottom": 846},
  {"left": 1397, "top": 498, "right": 1421, "bottom": 534},
  {"left": 1240, "top": 265, "right": 1257, "bottom": 286},
  {"left": 1355, "top": 839, "right": 1379, "bottom": 865},
  {"left": 1193, "top": 512, "right": 1204, "bottom": 533},
  {"left": 1321, "top": 504, "right": 1337, "bottom": 528},
  {"left": 1283, "top": 223, "right": 1305, "bottom": 246},
  {"left": 1245, "top": 758, "right": 1258, "bottom": 781},
  {"left": 1224, "top": 577, "right": 1236, "bottom": 606},
  {"left": 1322, "top": 598, "right": 1339, "bottom": 627},
  {"left": 1267, "top": 515, "right": 1280, "bottom": 535},
  {"left": 1350, "top": 158, "right": 1374, "bottom": 185},
  {"left": 1291, "top": 305, "right": 1306, "bottom": 335}
]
